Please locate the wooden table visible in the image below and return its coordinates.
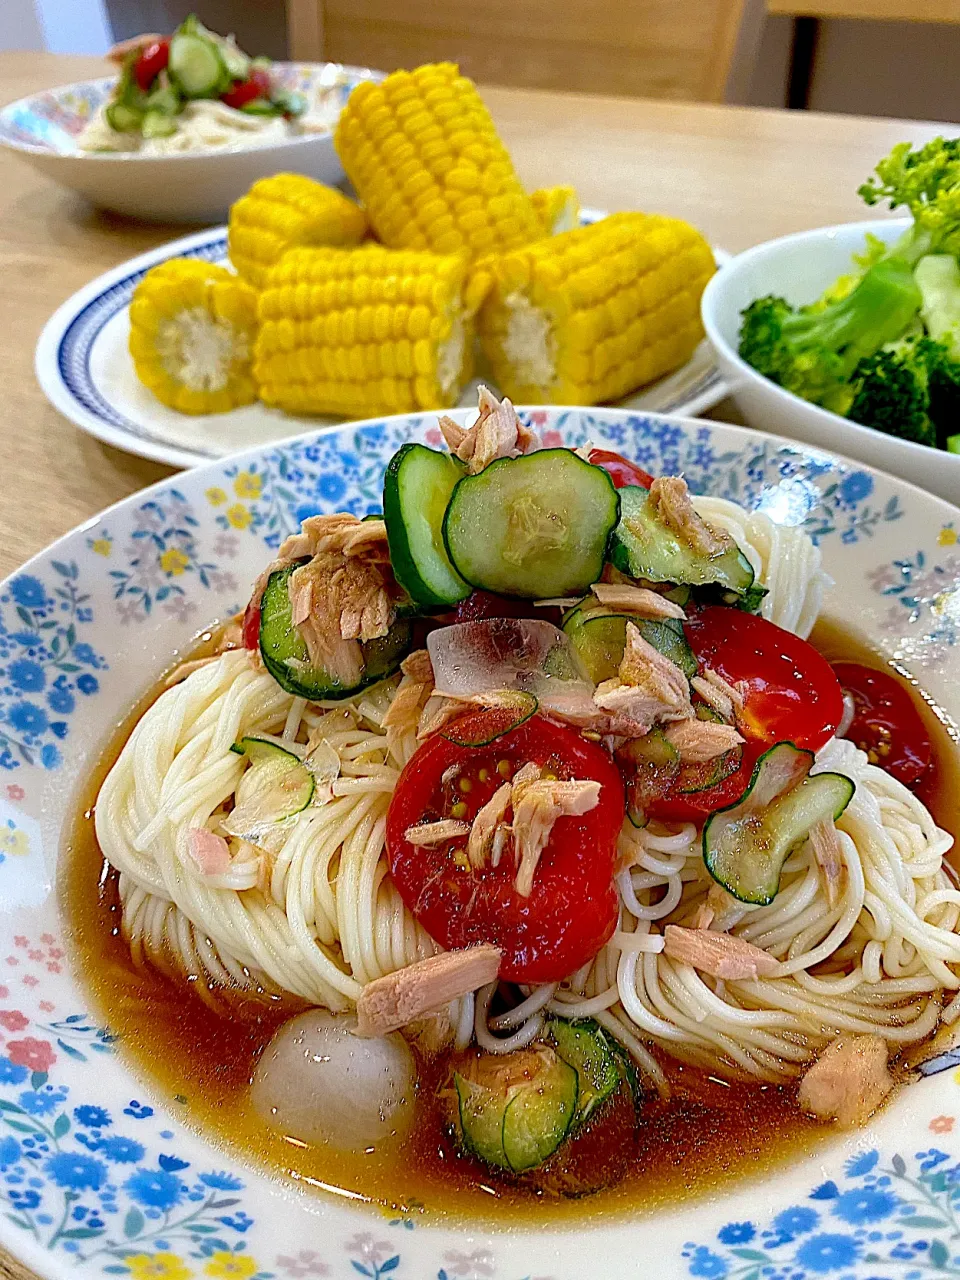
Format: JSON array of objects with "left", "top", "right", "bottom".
[{"left": 0, "top": 49, "right": 949, "bottom": 590}]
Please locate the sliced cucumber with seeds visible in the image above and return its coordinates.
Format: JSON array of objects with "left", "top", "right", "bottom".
[
  {"left": 453, "top": 1048, "right": 578, "bottom": 1173},
  {"left": 703, "top": 741, "right": 855, "bottom": 906},
  {"left": 224, "top": 737, "right": 314, "bottom": 837},
  {"left": 383, "top": 444, "right": 469, "bottom": 607},
  {"left": 141, "top": 110, "right": 178, "bottom": 138},
  {"left": 168, "top": 31, "right": 228, "bottom": 97},
  {"left": 610, "top": 485, "right": 754, "bottom": 596},
  {"left": 259, "top": 565, "right": 411, "bottom": 701},
  {"left": 617, "top": 729, "right": 681, "bottom": 827},
  {"left": 562, "top": 606, "right": 697, "bottom": 682},
  {"left": 443, "top": 450, "right": 620, "bottom": 599},
  {"left": 440, "top": 692, "right": 538, "bottom": 747},
  {"left": 548, "top": 1018, "right": 619, "bottom": 1124}
]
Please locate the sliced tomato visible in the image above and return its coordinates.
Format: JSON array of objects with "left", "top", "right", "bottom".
[
  {"left": 221, "top": 68, "right": 271, "bottom": 109},
  {"left": 386, "top": 714, "right": 624, "bottom": 982},
  {"left": 134, "top": 38, "right": 170, "bottom": 91},
  {"left": 645, "top": 608, "right": 844, "bottom": 822},
  {"left": 242, "top": 599, "right": 261, "bottom": 650},
  {"left": 587, "top": 449, "right": 654, "bottom": 490},
  {"left": 833, "top": 662, "right": 932, "bottom": 788}
]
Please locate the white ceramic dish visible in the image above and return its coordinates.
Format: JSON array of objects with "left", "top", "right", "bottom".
[
  {"left": 0, "top": 64, "right": 380, "bottom": 223},
  {"left": 701, "top": 217, "right": 960, "bottom": 507},
  {"left": 35, "top": 218, "right": 731, "bottom": 469},
  {"left": 1, "top": 406, "right": 960, "bottom": 1280}
]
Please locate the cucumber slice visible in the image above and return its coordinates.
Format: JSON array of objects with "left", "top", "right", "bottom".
[
  {"left": 617, "top": 730, "right": 681, "bottom": 827},
  {"left": 703, "top": 742, "right": 855, "bottom": 905},
  {"left": 548, "top": 1018, "right": 619, "bottom": 1123},
  {"left": 562, "top": 607, "right": 697, "bottom": 682},
  {"left": 440, "top": 692, "right": 538, "bottom": 747},
  {"left": 105, "top": 101, "right": 143, "bottom": 132},
  {"left": 383, "top": 444, "right": 470, "bottom": 607},
  {"left": 239, "top": 99, "right": 281, "bottom": 116},
  {"left": 454, "top": 1048, "right": 578, "bottom": 1173},
  {"left": 223, "top": 736, "right": 314, "bottom": 838},
  {"left": 259, "top": 565, "right": 411, "bottom": 701},
  {"left": 141, "top": 110, "right": 178, "bottom": 139},
  {"left": 443, "top": 450, "right": 620, "bottom": 599},
  {"left": 610, "top": 486, "right": 754, "bottom": 596},
  {"left": 169, "top": 31, "right": 228, "bottom": 98}
]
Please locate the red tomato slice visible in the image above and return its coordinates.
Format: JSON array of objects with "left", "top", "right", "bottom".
[
  {"left": 242, "top": 599, "right": 261, "bottom": 651},
  {"left": 221, "top": 69, "right": 272, "bottom": 109},
  {"left": 833, "top": 662, "right": 932, "bottom": 788},
  {"left": 134, "top": 38, "right": 170, "bottom": 91},
  {"left": 386, "top": 715, "right": 624, "bottom": 983},
  {"left": 587, "top": 449, "right": 654, "bottom": 490},
  {"left": 645, "top": 608, "right": 844, "bottom": 822}
]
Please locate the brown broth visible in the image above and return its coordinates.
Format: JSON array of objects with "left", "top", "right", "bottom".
[{"left": 58, "top": 619, "right": 960, "bottom": 1226}]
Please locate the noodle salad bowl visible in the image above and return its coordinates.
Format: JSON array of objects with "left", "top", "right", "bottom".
[{"left": 1, "top": 407, "right": 960, "bottom": 1280}]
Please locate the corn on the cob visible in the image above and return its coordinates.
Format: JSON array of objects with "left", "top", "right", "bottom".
[
  {"left": 228, "top": 173, "right": 368, "bottom": 290},
  {"left": 254, "top": 244, "right": 487, "bottom": 417},
  {"left": 129, "top": 259, "right": 259, "bottom": 415},
  {"left": 531, "top": 186, "right": 579, "bottom": 235},
  {"left": 335, "top": 63, "right": 543, "bottom": 261},
  {"left": 477, "top": 212, "right": 716, "bottom": 406}
]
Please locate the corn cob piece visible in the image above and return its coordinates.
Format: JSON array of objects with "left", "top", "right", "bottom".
[
  {"left": 477, "top": 211, "right": 716, "bottom": 406},
  {"left": 531, "top": 186, "right": 579, "bottom": 235},
  {"left": 335, "top": 63, "right": 543, "bottom": 260},
  {"left": 228, "top": 173, "right": 368, "bottom": 290},
  {"left": 129, "top": 259, "right": 259, "bottom": 415},
  {"left": 254, "top": 244, "right": 487, "bottom": 417}
]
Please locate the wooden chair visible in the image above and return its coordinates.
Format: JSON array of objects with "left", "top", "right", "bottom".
[{"left": 286, "top": 0, "right": 753, "bottom": 103}]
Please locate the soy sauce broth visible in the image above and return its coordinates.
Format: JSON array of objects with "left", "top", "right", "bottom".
[{"left": 59, "top": 619, "right": 960, "bottom": 1225}]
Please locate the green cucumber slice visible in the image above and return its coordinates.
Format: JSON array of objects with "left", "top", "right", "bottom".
[
  {"left": 141, "top": 110, "right": 178, "bottom": 139},
  {"left": 548, "top": 1018, "right": 619, "bottom": 1123},
  {"left": 239, "top": 99, "right": 281, "bottom": 116},
  {"left": 168, "top": 31, "right": 228, "bottom": 98},
  {"left": 105, "top": 101, "right": 143, "bottom": 132},
  {"left": 617, "top": 729, "right": 681, "bottom": 827},
  {"left": 610, "top": 486, "right": 754, "bottom": 596},
  {"left": 259, "top": 565, "right": 411, "bottom": 701},
  {"left": 454, "top": 1048, "right": 578, "bottom": 1173},
  {"left": 223, "top": 736, "right": 314, "bottom": 837},
  {"left": 443, "top": 450, "right": 620, "bottom": 599},
  {"left": 703, "top": 742, "right": 855, "bottom": 905},
  {"left": 440, "top": 692, "right": 538, "bottom": 746},
  {"left": 383, "top": 444, "right": 470, "bottom": 607},
  {"left": 562, "top": 607, "right": 697, "bottom": 682}
]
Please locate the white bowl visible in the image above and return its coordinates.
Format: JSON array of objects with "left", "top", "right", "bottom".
[
  {"left": 0, "top": 63, "right": 380, "bottom": 223},
  {"left": 701, "top": 217, "right": 960, "bottom": 507}
]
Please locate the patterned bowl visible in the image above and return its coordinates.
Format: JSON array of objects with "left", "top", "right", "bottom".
[
  {"left": 0, "top": 64, "right": 379, "bottom": 223},
  {"left": 2, "top": 408, "right": 960, "bottom": 1280}
]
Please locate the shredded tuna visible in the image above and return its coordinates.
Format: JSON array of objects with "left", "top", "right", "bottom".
[
  {"left": 355, "top": 944, "right": 502, "bottom": 1037},
  {"left": 467, "top": 782, "right": 514, "bottom": 869},
  {"left": 401, "top": 648, "right": 435, "bottom": 684},
  {"left": 691, "top": 901, "right": 715, "bottom": 930},
  {"left": 534, "top": 596, "right": 585, "bottom": 609},
  {"left": 798, "top": 1034, "right": 893, "bottom": 1127},
  {"left": 417, "top": 694, "right": 470, "bottom": 739},
  {"left": 590, "top": 583, "right": 686, "bottom": 620},
  {"left": 664, "top": 718, "right": 745, "bottom": 762},
  {"left": 662, "top": 925, "right": 779, "bottom": 979},
  {"left": 648, "top": 476, "right": 730, "bottom": 557},
  {"left": 593, "top": 622, "right": 692, "bottom": 733},
  {"left": 809, "top": 817, "right": 846, "bottom": 910},
  {"left": 404, "top": 818, "right": 471, "bottom": 847},
  {"left": 186, "top": 828, "right": 231, "bottom": 877},
  {"left": 691, "top": 668, "right": 748, "bottom": 723},
  {"left": 446, "top": 386, "right": 542, "bottom": 474},
  {"left": 403, "top": 1009, "right": 457, "bottom": 1056},
  {"left": 512, "top": 777, "right": 601, "bottom": 897}
]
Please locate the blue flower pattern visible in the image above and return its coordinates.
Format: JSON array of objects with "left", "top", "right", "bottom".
[
  {"left": 684, "top": 1147, "right": 960, "bottom": 1278},
  {"left": 0, "top": 562, "right": 107, "bottom": 770}
]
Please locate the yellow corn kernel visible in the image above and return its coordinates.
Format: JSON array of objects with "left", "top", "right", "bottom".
[
  {"left": 335, "top": 62, "right": 543, "bottom": 261},
  {"left": 228, "top": 173, "right": 367, "bottom": 290},
  {"left": 476, "top": 211, "right": 716, "bottom": 405},
  {"left": 128, "top": 259, "right": 259, "bottom": 416},
  {"left": 531, "top": 186, "right": 579, "bottom": 235},
  {"left": 254, "top": 244, "right": 475, "bottom": 417}
]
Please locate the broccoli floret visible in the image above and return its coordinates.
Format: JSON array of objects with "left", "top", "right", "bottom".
[
  {"left": 916, "top": 254, "right": 960, "bottom": 360},
  {"left": 739, "top": 258, "right": 923, "bottom": 412},
  {"left": 847, "top": 333, "right": 960, "bottom": 449},
  {"left": 859, "top": 138, "right": 960, "bottom": 265}
]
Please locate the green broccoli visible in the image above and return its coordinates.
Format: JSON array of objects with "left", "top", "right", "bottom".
[
  {"left": 847, "top": 334, "right": 960, "bottom": 449},
  {"left": 915, "top": 254, "right": 960, "bottom": 360},
  {"left": 738, "top": 258, "right": 923, "bottom": 413},
  {"left": 859, "top": 137, "right": 960, "bottom": 265}
]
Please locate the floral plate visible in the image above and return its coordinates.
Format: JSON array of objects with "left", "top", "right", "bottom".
[
  {"left": 34, "top": 219, "right": 730, "bottom": 470},
  {"left": 2, "top": 408, "right": 960, "bottom": 1280}
]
